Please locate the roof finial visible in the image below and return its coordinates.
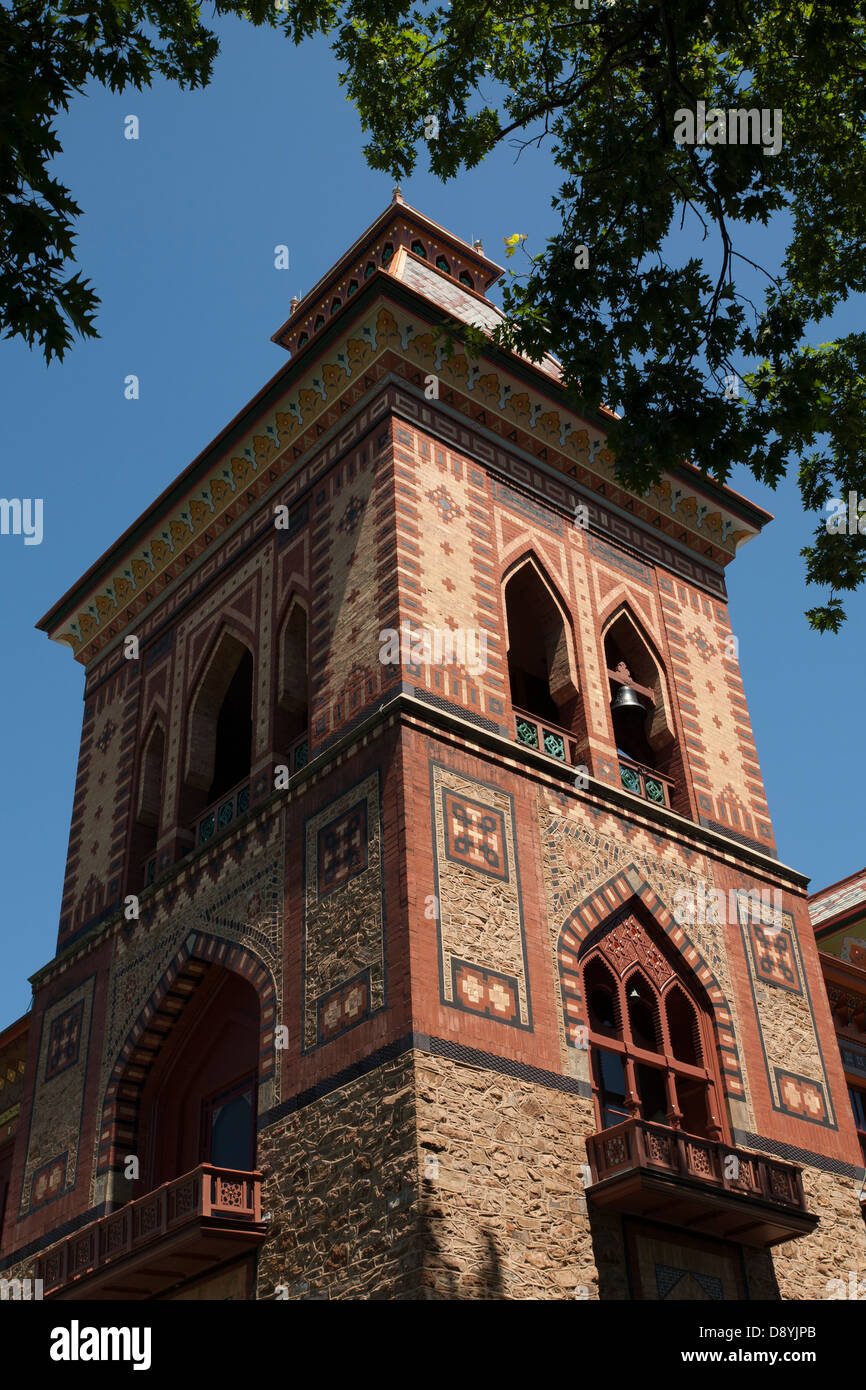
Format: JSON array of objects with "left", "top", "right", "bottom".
[{"left": 392, "top": 183, "right": 404, "bottom": 203}]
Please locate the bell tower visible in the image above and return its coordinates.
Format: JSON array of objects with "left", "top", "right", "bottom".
[{"left": 1, "top": 191, "right": 864, "bottom": 1301}]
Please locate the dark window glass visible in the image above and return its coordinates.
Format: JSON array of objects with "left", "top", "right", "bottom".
[
  {"left": 849, "top": 1085, "right": 866, "bottom": 1132},
  {"left": 676, "top": 1076, "right": 711, "bottom": 1138},
  {"left": 597, "top": 1050, "right": 629, "bottom": 1129},
  {"left": 209, "top": 1086, "right": 254, "bottom": 1170},
  {"left": 635, "top": 1063, "right": 668, "bottom": 1125},
  {"left": 666, "top": 987, "right": 701, "bottom": 1065},
  {"left": 627, "top": 978, "right": 659, "bottom": 1052},
  {"left": 590, "top": 987, "right": 616, "bottom": 1030}
]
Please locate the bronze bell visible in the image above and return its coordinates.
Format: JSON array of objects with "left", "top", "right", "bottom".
[{"left": 610, "top": 683, "right": 645, "bottom": 716}]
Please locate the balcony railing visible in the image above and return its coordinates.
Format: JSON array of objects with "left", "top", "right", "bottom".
[
  {"left": 617, "top": 754, "right": 675, "bottom": 808},
  {"left": 287, "top": 730, "right": 308, "bottom": 773},
  {"left": 35, "top": 1164, "right": 265, "bottom": 1300},
  {"left": 193, "top": 778, "right": 251, "bottom": 849},
  {"left": 585, "top": 1118, "right": 816, "bottom": 1247},
  {"left": 513, "top": 707, "right": 577, "bottom": 765}
]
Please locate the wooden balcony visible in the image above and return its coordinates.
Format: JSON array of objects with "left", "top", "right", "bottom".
[
  {"left": 617, "top": 754, "right": 675, "bottom": 808},
  {"left": 585, "top": 1118, "right": 817, "bottom": 1247},
  {"left": 35, "top": 1165, "right": 266, "bottom": 1300}
]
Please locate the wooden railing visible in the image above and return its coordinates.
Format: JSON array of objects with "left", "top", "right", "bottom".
[
  {"left": 617, "top": 754, "right": 675, "bottom": 808},
  {"left": 586, "top": 1117, "right": 807, "bottom": 1211},
  {"left": 513, "top": 707, "right": 577, "bottom": 765},
  {"left": 35, "top": 1164, "right": 263, "bottom": 1296}
]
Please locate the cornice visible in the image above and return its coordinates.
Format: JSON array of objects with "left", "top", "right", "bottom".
[{"left": 38, "top": 277, "right": 768, "bottom": 667}]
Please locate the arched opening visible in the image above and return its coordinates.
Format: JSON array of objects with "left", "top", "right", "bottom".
[
  {"left": 130, "top": 720, "right": 165, "bottom": 888},
  {"left": 603, "top": 609, "right": 684, "bottom": 807},
  {"left": 274, "top": 600, "right": 308, "bottom": 771},
  {"left": 135, "top": 967, "right": 260, "bottom": 1195},
  {"left": 181, "top": 632, "right": 254, "bottom": 832},
  {"left": 504, "top": 558, "right": 579, "bottom": 735},
  {"left": 579, "top": 910, "right": 725, "bottom": 1142}
]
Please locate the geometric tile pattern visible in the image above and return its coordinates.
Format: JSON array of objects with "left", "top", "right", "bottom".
[
  {"left": 655, "top": 1264, "right": 724, "bottom": 1301},
  {"left": 451, "top": 960, "right": 521, "bottom": 1025},
  {"left": 442, "top": 789, "right": 508, "bottom": 881},
  {"left": 317, "top": 801, "right": 368, "bottom": 897},
  {"left": 431, "top": 763, "right": 531, "bottom": 1030},
  {"left": 317, "top": 969, "right": 371, "bottom": 1044},
  {"left": 45, "top": 1001, "right": 85, "bottom": 1081},
  {"left": 20, "top": 975, "right": 95, "bottom": 1215},
  {"left": 748, "top": 918, "right": 801, "bottom": 993},
  {"left": 774, "top": 1069, "right": 830, "bottom": 1126},
  {"left": 29, "top": 1154, "right": 68, "bottom": 1212},
  {"left": 737, "top": 896, "right": 836, "bottom": 1129},
  {"left": 303, "top": 772, "right": 385, "bottom": 1051}
]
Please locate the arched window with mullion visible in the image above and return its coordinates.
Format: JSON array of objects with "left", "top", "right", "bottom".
[{"left": 580, "top": 915, "right": 725, "bottom": 1142}]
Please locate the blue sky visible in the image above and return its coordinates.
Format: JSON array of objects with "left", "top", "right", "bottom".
[{"left": 0, "top": 17, "right": 863, "bottom": 1026}]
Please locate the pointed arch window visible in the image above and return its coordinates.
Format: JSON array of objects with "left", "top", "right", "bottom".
[
  {"left": 131, "top": 720, "right": 165, "bottom": 887},
  {"left": 603, "top": 609, "right": 680, "bottom": 807},
  {"left": 274, "top": 599, "right": 309, "bottom": 773},
  {"left": 504, "top": 557, "right": 583, "bottom": 761},
  {"left": 580, "top": 913, "right": 725, "bottom": 1142},
  {"left": 181, "top": 633, "right": 254, "bottom": 838}
]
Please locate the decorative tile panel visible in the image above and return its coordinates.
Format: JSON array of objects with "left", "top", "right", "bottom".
[
  {"left": 451, "top": 961, "right": 521, "bottom": 1025},
  {"left": 317, "top": 801, "right": 368, "bottom": 897},
  {"left": 317, "top": 969, "right": 372, "bottom": 1044},
  {"left": 748, "top": 918, "right": 802, "bottom": 993},
  {"left": 737, "top": 896, "right": 836, "bottom": 1129},
  {"left": 431, "top": 764, "right": 531, "bottom": 1030},
  {"left": 20, "top": 975, "right": 95, "bottom": 1214},
  {"left": 303, "top": 773, "right": 385, "bottom": 1050},
  {"left": 45, "top": 1001, "right": 85, "bottom": 1081},
  {"left": 442, "top": 790, "right": 508, "bottom": 881}
]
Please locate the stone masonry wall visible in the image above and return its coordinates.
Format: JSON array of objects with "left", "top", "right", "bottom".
[
  {"left": 414, "top": 1051, "right": 628, "bottom": 1300},
  {"left": 770, "top": 1167, "right": 866, "bottom": 1300},
  {"left": 256, "top": 1052, "right": 419, "bottom": 1300}
]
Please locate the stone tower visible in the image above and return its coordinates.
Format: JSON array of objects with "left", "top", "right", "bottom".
[{"left": 1, "top": 192, "right": 864, "bottom": 1300}]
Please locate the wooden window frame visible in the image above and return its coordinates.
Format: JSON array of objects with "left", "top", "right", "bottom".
[{"left": 582, "top": 944, "right": 726, "bottom": 1143}]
